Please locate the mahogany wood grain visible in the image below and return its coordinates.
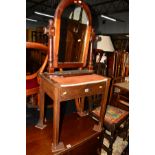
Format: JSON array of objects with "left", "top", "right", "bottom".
[
  {"left": 45, "top": 0, "right": 92, "bottom": 71},
  {"left": 37, "top": 73, "right": 110, "bottom": 152},
  {"left": 34, "top": 0, "right": 111, "bottom": 153}
]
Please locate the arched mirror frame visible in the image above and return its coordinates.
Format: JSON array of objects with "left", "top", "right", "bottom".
[{"left": 51, "top": 0, "right": 92, "bottom": 69}]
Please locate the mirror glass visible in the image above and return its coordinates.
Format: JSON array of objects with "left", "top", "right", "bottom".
[{"left": 58, "top": 4, "right": 88, "bottom": 63}]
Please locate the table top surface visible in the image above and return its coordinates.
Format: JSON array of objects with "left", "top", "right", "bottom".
[{"left": 41, "top": 73, "right": 109, "bottom": 87}]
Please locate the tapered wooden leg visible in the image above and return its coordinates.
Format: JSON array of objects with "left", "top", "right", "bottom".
[
  {"left": 37, "top": 92, "right": 40, "bottom": 110},
  {"left": 75, "top": 97, "right": 87, "bottom": 117},
  {"left": 100, "top": 80, "right": 110, "bottom": 127},
  {"left": 93, "top": 80, "right": 110, "bottom": 132},
  {"left": 92, "top": 95, "right": 107, "bottom": 132},
  {"left": 35, "top": 88, "right": 47, "bottom": 129},
  {"left": 52, "top": 98, "right": 65, "bottom": 152},
  {"left": 88, "top": 96, "right": 93, "bottom": 112},
  {"left": 93, "top": 94, "right": 106, "bottom": 132}
]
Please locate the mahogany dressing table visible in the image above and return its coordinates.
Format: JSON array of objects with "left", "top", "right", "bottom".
[
  {"left": 37, "top": 73, "right": 110, "bottom": 152},
  {"left": 35, "top": 0, "right": 111, "bottom": 152}
]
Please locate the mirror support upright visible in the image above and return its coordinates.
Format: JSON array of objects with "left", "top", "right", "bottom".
[{"left": 44, "top": 19, "right": 55, "bottom": 73}]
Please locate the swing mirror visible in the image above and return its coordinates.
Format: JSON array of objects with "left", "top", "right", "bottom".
[
  {"left": 52, "top": 0, "right": 92, "bottom": 69},
  {"left": 58, "top": 5, "right": 87, "bottom": 63}
]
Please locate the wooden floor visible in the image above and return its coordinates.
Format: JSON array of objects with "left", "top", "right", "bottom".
[{"left": 26, "top": 113, "right": 101, "bottom": 155}]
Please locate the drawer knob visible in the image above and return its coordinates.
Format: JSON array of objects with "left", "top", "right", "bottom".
[
  {"left": 85, "top": 88, "right": 89, "bottom": 92},
  {"left": 62, "top": 91, "right": 67, "bottom": 95},
  {"left": 99, "top": 86, "right": 103, "bottom": 89}
]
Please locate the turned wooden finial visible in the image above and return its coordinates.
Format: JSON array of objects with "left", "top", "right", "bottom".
[{"left": 44, "top": 19, "right": 55, "bottom": 73}]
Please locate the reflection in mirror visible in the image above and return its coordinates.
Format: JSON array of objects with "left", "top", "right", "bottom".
[{"left": 58, "top": 4, "right": 88, "bottom": 63}]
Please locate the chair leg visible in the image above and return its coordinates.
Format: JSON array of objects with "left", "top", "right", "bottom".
[
  {"left": 97, "top": 130, "right": 105, "bottom": 155},
  {"left": 27, "top": 94, "right": 38, "bottom": 108},
  {"left": 118, "top": 119, "right": 129, "bottom": 141},
  {"left": 124, "top": 119, "right": 129, "bottom": 141},
  {"left": 37, "top": 93, "right": 40, "bottom": 110},
  {"left": 101, "top": 129, "right": 117, "bottom": 155},
  {"left": 108, "top": 135, "right": 116, "bottom": 155}
]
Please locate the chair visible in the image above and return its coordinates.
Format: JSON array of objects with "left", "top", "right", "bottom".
[
  {"left": 93, "top": 50, "right": 129, "bottom": 110},
  {"left": 26, "top": 42, "right": 48, "bottom": 108},
  {"left": 88, "top": 92, "right": 129, "bottom": 155}
]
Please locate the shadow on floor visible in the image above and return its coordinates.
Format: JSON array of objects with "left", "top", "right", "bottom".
[{"left": 26, "top": 99, "right": 77, "bottom": 127}]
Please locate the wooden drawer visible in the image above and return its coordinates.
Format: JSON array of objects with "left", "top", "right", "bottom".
[{"left": 60, "top": 82, "right": 106, "bottom": 101}]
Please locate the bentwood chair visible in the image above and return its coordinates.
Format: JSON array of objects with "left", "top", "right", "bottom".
[{"left": 26, "top": 42, "right": 48, "bottom": 108}]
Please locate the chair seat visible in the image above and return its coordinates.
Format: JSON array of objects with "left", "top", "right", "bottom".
[
  {"left": 26, "top": 78, "right": 39, "bottom": 89},
  {"left": 92, "top": 105, "right": 129, "bottom": 126}
]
